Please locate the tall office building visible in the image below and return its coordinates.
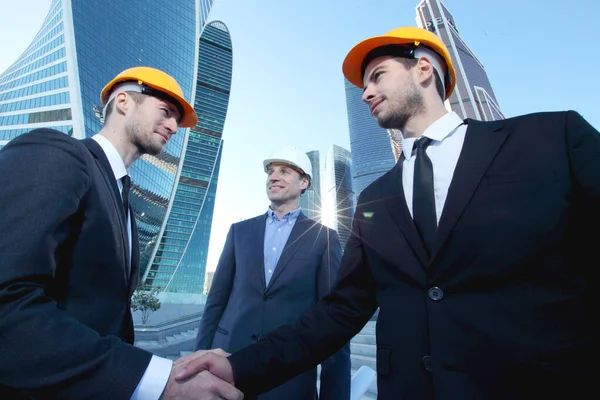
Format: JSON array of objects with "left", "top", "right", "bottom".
[
  {"left": 322, "top": 145, "right": 355, "bottom": 248},
  {"left": 299, "top": 150, "right": 321, "bottom": 221},
  {"left": 416, "top": 0, "right": 504, "bottom": 121},
  {"left": 344, "top": 78, "right": 396, "bottom": 202},
  {"left": 0, "top": 0, "right": 230, "bottom": 295},
  {"left": 144, "top": 21, "right": 233, "bottom": 294}
]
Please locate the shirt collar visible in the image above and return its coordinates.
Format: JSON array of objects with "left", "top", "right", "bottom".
[
  {"left": 267, "top": 206, "right": 302, "bottom": 223},
  {"left": 401, "top": 111, "right": 464, "bottom": 160},
  {"left": 91, "top": 134, "right": 128, "bottom": 181}
]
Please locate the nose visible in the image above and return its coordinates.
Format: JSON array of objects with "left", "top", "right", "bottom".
[
  {"left": 268, "top": 171, "right": 282, "bottom": 183},
  {"left": 165, "top": 117, "right": 178, "bottom": 135},
  {"left": 362, "top": 85, "right": 375, "bottom": 104}
]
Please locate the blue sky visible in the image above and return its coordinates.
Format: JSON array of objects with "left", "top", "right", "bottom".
[{"left": 2, "top": 0, "right": 599, "bottom": 272}]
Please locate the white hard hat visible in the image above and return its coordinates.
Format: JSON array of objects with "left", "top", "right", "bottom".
[{"left": 263, "top": 146, "right": 312, "bottom": 181}]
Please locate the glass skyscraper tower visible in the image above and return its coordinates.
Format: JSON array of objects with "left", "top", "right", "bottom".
[
  {"left": 298, "top": 150, "right": 321, "bottom": 222},
  {"left": 322, "top": 145, "right": 354, "bottom": 249},
  {"left": 143, "top": 21, "right": 233, "bottom": 294},
  {"left": 0, "top": 0, "right": 231, "bottom": 295},
  {"left": 416, "top": 0, "right": 504, "bottom": 121}
]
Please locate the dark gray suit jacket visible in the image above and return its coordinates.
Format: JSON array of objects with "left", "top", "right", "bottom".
[
  {"left": 0, "top": 129, "right": 151, "bottom": 399},
  {"left": 195, "top": 212, "right": 350, "bottom": 400}
]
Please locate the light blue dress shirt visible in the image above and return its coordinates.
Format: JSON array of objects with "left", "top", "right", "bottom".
[{"left": 263, "top": 207, "right": 301, "bottom": 285}]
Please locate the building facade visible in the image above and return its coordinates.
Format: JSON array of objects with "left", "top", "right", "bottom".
[
  {"left": 0, "top": 0, "right": 231, "bottom": 296},
  {"left": 299, "top": 150, "right": 321, "bottom": 222},
  {"left": 143, "top": 21, "right": 233, "bottom": 294},
  {"left": 322, "top": 145, "right": 355, "bottom": 249},
  {"left": 416, "top": 0, "right": 504, "bottom": 121}
]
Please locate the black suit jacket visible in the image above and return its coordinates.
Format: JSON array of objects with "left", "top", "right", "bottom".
[
  {"left": 0, "top": 129, "right": 151, "bottom": 398},
  {"left": 195, "top": 212, "right": 351, "bottom": 400},
  {"left": 227, "top": 111, "right": 600, "bottom": 399}
]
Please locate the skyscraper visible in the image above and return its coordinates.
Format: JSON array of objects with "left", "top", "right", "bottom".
[
  {"left": 416, "top": 0, "right": 504, "bottom": 121},
  {"left": 344, "top": 78, "right": 396, "bottom": 202},
  {"left": 0, "top": 0, "right": 230, "bottom": 296},
  {"left": 299, "top": 150, "right": 321, "bottom": 221},
  {"left": 322, "top": 145, "right": 355, "bottom": 248},
  {"left": 143, "top": 21, "right": 233, "bottom": 294}
]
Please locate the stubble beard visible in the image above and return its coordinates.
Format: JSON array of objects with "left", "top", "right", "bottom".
[
  {"left": 377, "top": 82, "right": 425, "bottom": 131},
  {"left": 126, "top": 119, "right": 163, "bottom": 156}
]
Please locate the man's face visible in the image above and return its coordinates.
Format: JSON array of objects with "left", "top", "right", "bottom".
[
  {"left": 266, "top": 163, "right": 308, "bottom": 205},
  {"left": 124, "top": 95, "right": 181, "bottom": 156},
  {"left": 361, "top": 55, "right": 424, "bottom": 130}
]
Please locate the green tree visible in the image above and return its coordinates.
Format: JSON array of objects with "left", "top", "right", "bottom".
[{"left": 131, "top": 284, "right": 161, "bottom": 325}]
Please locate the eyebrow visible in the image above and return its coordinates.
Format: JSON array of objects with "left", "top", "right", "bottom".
[
  {"left": 363, "top": 66, "right": 385, "bottom": 92},
  {"left": 163, "top": 101, "right": 181, "bottom": 122}
]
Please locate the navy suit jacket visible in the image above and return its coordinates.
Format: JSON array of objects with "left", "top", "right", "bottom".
[
  {"left": 196, "top": 212, "right": 351, "bottom": 400},
  {"left": 0, "top": 129, "right": 151, "bottom": 398},
  {"left": 227, "top": 111, "right": 600, "bottom": 399}
]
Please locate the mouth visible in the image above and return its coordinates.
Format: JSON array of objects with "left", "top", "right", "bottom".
[
  {"left": 269, "top": 185, "right": 285, "bottom": 190},
  {"left": 370, "top": 99, "right": 383, "bottom": 115},
  {"left": 156, "top": 132, "right": 169, "bottom": 142}
]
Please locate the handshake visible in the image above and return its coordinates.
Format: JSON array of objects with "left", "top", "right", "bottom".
[{"left": 161, "top": 348, "right": 242, "bottom": 400}]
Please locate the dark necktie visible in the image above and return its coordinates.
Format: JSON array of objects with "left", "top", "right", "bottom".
[
  {"left": 121, "top": 175, "right": 131, "bottom": 218},
  {"left": 413, "top": 137, "right": 436, "bottom": 255}
]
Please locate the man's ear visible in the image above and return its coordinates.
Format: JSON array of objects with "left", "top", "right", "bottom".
[
  {"left": 300, "top": 175, "right": 310, "bottom": 190},
  {"left": 416, "top": 57, "right": 436, "bottom": 85},
  {"left": 114, "top": 92, "right": 131, "bottom": 116}
]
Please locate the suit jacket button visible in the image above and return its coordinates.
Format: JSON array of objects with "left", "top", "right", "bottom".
[
  {"left": 428, "top": 287, "right": 444, "bottom": 301},
  {"left": 422, "top": 355, "right": 432, "bottom": 372}
]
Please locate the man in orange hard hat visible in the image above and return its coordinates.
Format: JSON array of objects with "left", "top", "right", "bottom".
[
  {"left": 176, "top": 26, "right": 600, "bottom": 399},
  {"left": 0, "top": 66, "right": 242, "bottom": 400}
]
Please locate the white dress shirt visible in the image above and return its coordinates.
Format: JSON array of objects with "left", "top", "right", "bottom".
[
  {"left": 92, "top": 134, "right": 172, "bottom": 399},
  {"left": 400, "top": 112, "right": 466, "bottom": 224}
]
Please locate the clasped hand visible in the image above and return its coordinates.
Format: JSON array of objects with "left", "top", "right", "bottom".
[{"left": 160, "top": 348, "right": 240, "bottom": 400}]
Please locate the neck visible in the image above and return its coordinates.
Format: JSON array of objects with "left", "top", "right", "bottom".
[
  {"left": 270, "top": 201, "right": 300, "bottom": 219},
  {"left": 401, "top": 99, "right": 448, "bottom": 139},
  {"left": 98, "top": 126, "right": 141, "bottom": 169}
]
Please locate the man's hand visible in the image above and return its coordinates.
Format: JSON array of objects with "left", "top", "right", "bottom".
[
  {"left": 174, "top": 352, "right": 234, "bottom": 385},
  {"left": 161, "top": 366, "right": 242, "bottom": 400},
  {"left": 174, "top": 348, "right": 230, "bottom": 370}
]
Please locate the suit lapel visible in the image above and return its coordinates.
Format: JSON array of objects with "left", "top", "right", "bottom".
[
  {"left": 250, "top": 214, "right": 268, "bottom": 291},
  {"left": 265, "top": 213, "right": 310, "bottom": 292},
  {"left": 129, "top": 215, "right": 141, "bottom": 296},
  {"left": 82, "top": 138, "right": 130, "bottom": 283},
  {"left": 431, "top": 119, "right": 508, "bottom": 261},
  {"left": 380, "top": 158, "right": 431, "bottom": 267}
]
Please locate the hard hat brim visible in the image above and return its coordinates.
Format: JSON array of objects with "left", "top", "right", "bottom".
[
  {"left": 342, "top": 35, "right": 417, "bottom": 89},
  {"left": 100, "top": 74, "right": 198, "bottom": 128},
  {"left": 263, "top": 159, "right": 307, "bottom": 176}
]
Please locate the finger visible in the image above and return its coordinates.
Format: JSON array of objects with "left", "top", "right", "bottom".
[
  {"left": 175, "top": 352, "right": 213, "bottom": 380},
  {"left": 207, "top": 372, "right": 243, "bottom": 400},
  {"left": 210, "top": 348, "right": 231, "bottom": 357}
]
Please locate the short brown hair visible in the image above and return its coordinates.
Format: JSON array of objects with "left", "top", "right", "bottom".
[{"left": 104, "top": 91, "right": 146, "bottom": 122}]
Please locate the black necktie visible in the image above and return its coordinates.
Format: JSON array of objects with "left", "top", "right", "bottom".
[
  {"left": 121, "top": 175, "right": 131, "bottom": 218},
  {"left": 413, "top": 137, "right": 436, "bottom": 255}
]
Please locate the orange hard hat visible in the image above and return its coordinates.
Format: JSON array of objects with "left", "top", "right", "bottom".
[
  {"left": 100, "top": 66, "right": 198, "bottom": 128},
  {"left": 342, "top": 26, "right": 456, "bottom": 100}
]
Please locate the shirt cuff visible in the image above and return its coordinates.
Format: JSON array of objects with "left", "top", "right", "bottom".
[{"left": 130, "top": 355, "right": 173, "bottom": 400}]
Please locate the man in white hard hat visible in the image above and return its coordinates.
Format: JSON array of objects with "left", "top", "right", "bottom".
[{"left": 193, "top": 146, "right": 350, "bottom": 400}]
